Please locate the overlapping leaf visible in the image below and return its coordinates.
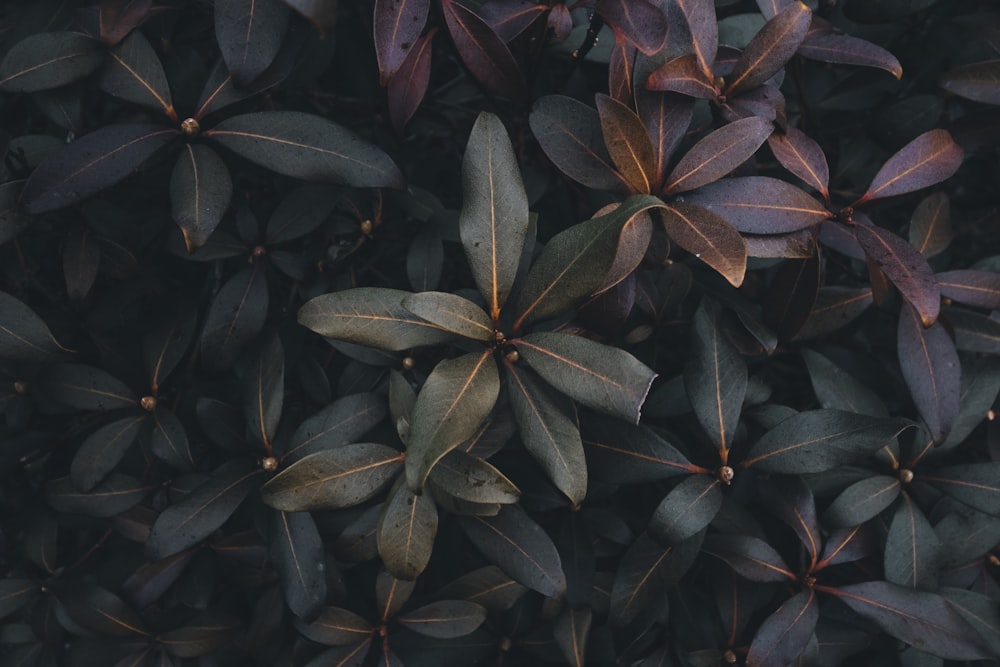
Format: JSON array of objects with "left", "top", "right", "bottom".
[
  {"left": 0, "top": 32, "right": 104, "bottom": 92},
  {"left": 856, "top": 129, "right": 963, "bottom": 205}
]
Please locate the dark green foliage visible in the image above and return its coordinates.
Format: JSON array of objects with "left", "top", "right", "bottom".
[{"left": 2, "top": 0, "right": 1000, "bottom": 665}]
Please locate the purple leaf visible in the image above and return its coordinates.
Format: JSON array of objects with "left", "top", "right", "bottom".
[
  {"left": 767, "top": 126, "right": 830, "bottom": 200},
  {"left": 664, "top": 116, "right": 773, "bottom": 194},
  {"left": 374, "top": 0, "right": 430, "bottom": 82},
  {"left": 856, "top": 129, "right": 964, "bottom": 205},
  {"left": 724, "top": 1, "right": 812, "bottom": 97},
  {"left": 685, "top": 176, "right": 830, "bottom": 234},
  {"left": 936, "top": 269, "right": 1000, "bottom": 310},
  {"left": 595, "top": 0, "right": 668, "bottom": 55},
  {"left": 897, "top": 303, "right": 960, "bottom": 444},
  {"left": 441, "top": 0, "right": 526, "bottom": 102},
  {"left": 387, "top": 28, "right": 436, "bottom": 132},
  {"left": 799, "top": 17, "right": 902, "bottom": 80}
]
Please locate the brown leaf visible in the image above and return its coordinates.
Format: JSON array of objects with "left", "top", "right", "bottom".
[
  {"left": 596, "top": 94, "right": 657, "bottom": 194},
  {"left": 725, "top": 1, "right": 812, "bottom": 96},
  {"left": 664, "top": 116, "right": 772, "bottom": 194},
  {"left": 854, "top": 219, "right": 940, "bottom": 326},
  {"left": 660, "top": 202, "right": 747, "bottom": 287},
  {"left": 645, "top": 54, "right": 718, "bottom": 100}
]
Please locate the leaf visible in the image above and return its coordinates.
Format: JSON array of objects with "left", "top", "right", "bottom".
[
  {"left": 802, "top": 349, "right": 888, "bottom": 417},
  {"left": 645, "top": 54, "right": 718, "bottom": 99},
  {"left": 50, "top": 581, "right": 148, "bottom": 637},
  {"left": 856, "top": 129, "right": 964, "bottom": 205},
  {"left": 650, "top": 475, "right": 723, "bottom": 545},
  {"left": 374, "top": 0, "right": 431, "bottom": 81},
  {"left": 400, "top": 293, "right": 493, "bottom": 343},
  {"left": 937, "top": 270, "right": 1000, "bottom": 310},
  {"left": 505, "top": 362, "right": 586, "bottom": 506},
  {"left": 725, "top": 1, "right": 812, "bottom": 96},
  {"left": 0, "top": 579, "right": 38, "bottom": 621},
  {"left": 296, "top": 607, "right": 373, "bottom": 645},
  {"left": 909, "top": 192, "right": 952, "bottom": 258},
  {"left": 822, "top": 475, "right": 901, "bottom": 528},
  {"left": 149, "top": 407, "right": 193, "bottom": 470},
  {"left": 0, "top": 290, "right": 65, "bottom": 361},
  {"left": 742, "top": 409, "right": 912, "bottom": 473},
  {"left": 941, "top": 588, "right": 1000, "bottom": 657},
  {"left": 378, "top": 480, "right": 438, "bottom": 580},
  {"left": 266, "top": 184, "right": 339, "bottom": 244},
  {"left": 685, "top": 298, "right": 747, "bottom": 458},
  {"left": 244, "top": 335, "right": 284, "bottom": 451},
  {"left": 0, "top": 181, "right": 29, "bottom": 245},
  {"left": 703, "top": 534, "right": 797, "bottom": 583},
  {"left": 98, "top": 0, "right": 156, "bottom": 47},
  {"left": 513, "top": 194, "right": 659, "bottom": 329},
  {"left": 387, "top": 28, "right": 436, "bottom": 133},
  {"left": 21, "top": 124, "right": 177, "bottom": 214},
  {"left": 46, "top": 473, "right": 150, "bottom": 518},
  {"left": 768, "top": 127, "right": 830, "bottom": 200},
  {"left": 0, "top": 32, "right": 104, "bottom": 92},
  {"left": 405, "top": 351, "right": 499, "bottom": 491},
  {"left": 199, "top": 267, "right": 269, "bottom": 370},
  {"left": 596, "top": 94, "right": 657, "bottom": 194},
  {"left": 376, "top": 571, "right": 415, "bottom": 620},
  {"left": 940, "top": 356, "right": 1000, "bottom": 451},
  {"left": 479, "top": 1, "right": 547, "bottom": 42},
  {"left": 407, "top": 225, "right": 444, "bottom": 292},
  {"left": 672, "top": 0, "right": 718, "bottom": 79},
  {"left": 581, "top": 413, "right": 694, "bottom": 483},
  {"left": 143, "top": 308, "right": 196, "bottom": 393},
  {"left": 459, "top": 112, "right": 529, "bottom": 320},
  {"left": 516, "top": 331, "right": 656, "bottom": 423},
  {"left": 885, "top": 492, "right": 942, "bottom": 590},
  {"left": 440, "top": 0, "right": 526, "bottom": 102},
  {"left": 746, "top": 589, "right": 819, "bottom": 667},
  {"left": 685, "top": 176, "right": 830, "bottom": 234},
  {"left": 759, "top": 476, "right": 821, "bottom": 563},
  {"left": 922, "top": 463, "right": 1000, "bottom": 517},
  {"left": 799, "top": 17, "right": 903, "bottom": 79},
  {"left": 298, "top": 287, "right": 458, "bottom": 353},
  {"left": 215, "top": 0, "right": 290, "bottom": 85},
  {"left": 434, "top": 565, "right": 526, "bottom": 611},
  {"left": 170, "top": 144, "right": 233, "bottom": 252},
  {"left": 99, "top": 30, "right": 175, "bottom": 119},
  {"left": 427, "top": 449, "right": 520, "bottom": 505},
  {"left": 634, "top": 84, "right": 696, "bottom": 187},
  {"left": 855, "top": 221, "right": 940, "bottom": 327},
  {"left": 898, "top": 304, "right": 960, "bottom": 444},
  {"left": 818, "top": 525, "right": 873, "bottom": 568},
  {"left": 529, "top": 95, "right": 629, "bottom": 192},
  {"left": 764, "top": 254, "right": 821, "bottom": 341},
  {"left": 609, "top": 531, "right": 702, "bottom": 627},
  {"left": 947, "top": 308, "right": 1000, "bottom": 355},
  {"left": 554, "top": 606, "right": 592, "bottom": 667},
  {"left": 659, "top": 202, "right": 748, "bottom": 287},
  {"left": 159, "top": 609, "right": 240, "bottom": 657},
  {"left": 270, "top": 510, "right": 326, "bottom": 620},
  {"left": 39, "top": 363, "right": 137, "bottom": 410},
  {"left": 459, "top": 504, "right": 566, "bottom": 597},
  {"left": 595, "top": 0, "right": 668, "bottom": 55},
  {"left": 261, "top": 443, "right": 403, "bottom": 511},
  {"left": 146, "top": 461, "right": 263, "bottom": 558},
  {"left": 205, "top": 111, "right": 404, "bottom": 188},
  {"left": 942, "top": 60, "right": 1000, "bottom": 106},
  {"left": 795, "top": 286, "right": 873, "bottom": 340},
  {"left": 664, "top": 116, "right": 773, "bottom": 194},
  {"left": 831, "top": 582, "right": 991, "bottom": 660},
  {"left": 61, "top": 228, "right": 99, "bottom": 301},
  {"left": 396, "top": 600, "right": 487, "bottom": 638}
]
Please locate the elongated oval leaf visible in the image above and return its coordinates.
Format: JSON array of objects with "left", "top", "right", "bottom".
[
  {"left": 703, "top": 534, "right": 796, "bottom": 583},
  {"left": 898, "top": 304, "right": 960, "bottom": 443},
  {"left": 21, "top": 124, "right": 177, "bottom": 214},
  {"left": 685, "top": 176, "right": 830, "bottom": 234},
  {"left": 596, "top": 93, "right": 657, "bottom": 194},
  {"left": 922, "top": 463, "right": 1000, "bottom": 517},
  {"left": 799, "top": 18, "right": 903, "bottom": 80},
  {"left": 516, "top": 332, "right": 656, "bottom": 424},
  {"left": 378, "top": 480, "right": 438, "bottom": 579},
  {"left": 0, "top": 579, "right": 38, "bottom": 621},
  {"left": 299, "top": 287, "right": 459, "bottom": 353},
  {"left": 405, "top": 351, "right": 499, "bottom": 491},
  {"left": 458, "top": 504, "right": 566, "bottom": 597},
  {"left": 610, "top": 531, "right": 702, "bottom": 627},
  {"left": 581, "top": 413, "right": 694, "bottom": 483},
  {"left": 596, "top": 0, "right": 668, "bottom": 54},
  {"left": 664, "top": 116, "right": 773, "bottom": 194},
  {"left": 794, "top": 286, "right": 873, "bottom": 340},
  {"left": 285, "top": 392, "right": 387, "bottom": 462},
  {"left": 46, "top": 473, "right": 150, "bottom": 518},
  {"left": 747, "top": 589, "right": 819, "bottom": 667},
  {"left": 243, "top": 335, "right": 284, "bottom": 450},
  {"left": 200, "top": 267, "right": 268, "bottom": 369},
  {"left": 215, "top": 0, "right": 289, "bottom": 85},
  {"left": 149, "top": 408, "right": 193, "bottom": 470},
  {"left": 855, "top": 221, "right": 940, "bottom": 327},
  {"left": 0, "top": 32, "right": 104, "bottom": 93},
  {"left": 375, "top": 0, "right": 430, "bottom": 81},
  {"left": 673, "top": 0, "right": 718, "bottom": 79},
  {"left": 649, "top": 474, "right": 722, "bottom": 545},
  {"left": 261, "top": 443, "right": 403, "bottom": 511},
  {"left": 205, "top": 111, "right": 404, "bottom": 188},
  {"left": 768, "top": 127, "right": 830, "bottom": 200},
  {"left": 440, "top": 0, "right": 526, "bottom": 102},
  {"left": 144, "top": 307, "right": 197, "bottom": 392},
  {"left": 822, "top": 474, "right": 901, "bottom": 527},
  {"left": 387, "top": 28, "right": 436, "bottom": 133},
  {"left": 50, "top": 581, "right": 148, "bottom": 637},
  {"left": 396, "top": 600, "right": 486, "bottom": 638},
  {"left": 554, "top": 606, "right": 592, "bottom": 667},
  {"left": 39, "top": 363, "right": 137, "bottom": 410},
  {"left": 428, "top": 450, "right": 520, "bottom": 505},
  {"left": 885, "top": 492, "right": 942, "bottom": 589},
  {"left": 909, "top": 192, "right": 952, "bottom": 258},
  {"left": 660, "top": 202, "right": 747, "bottom": 287},
  {"left": 99, "top": 30, "right": 175, "bottom": 119},
  {"left": 936, "top": 269, "right": 1000, "bottom": 310},
  {"left": 0, "top": 291, "right": 65, "bottom": 361},
  {"left": 635, "top": 84, "right": 696, "bottom": 188},
  {"left": 942, "top": 60, "right": 1000, "bottom": 106},
  {"left": 764, "top": 253, "right": 821, "bottom": 341},
  {"left": 271, "top": 510, "right": 326, "bottom": 619},
  {"left": 725, "top": 1, "right": 812, "bottom": 96},
  {"left": 742, "top": 409, "right": 912, "bottom": 473},
  {"left": 645, "top": 54, "right": 718, "bottom": 99},
  {"left": 459, "top": 112, "right": 529, "bottom": 319},
  {"left": 802, "top": 349, "right": 888, "bottom": 417},
  {"left": 171, "top": 144, "right": 232, "bottom": 252},
  {"left": 295, "top": 607, "right": 373, "bottom": 646},
  {"left": 856, "top": 129, "right": 963, "bottom": 205}
]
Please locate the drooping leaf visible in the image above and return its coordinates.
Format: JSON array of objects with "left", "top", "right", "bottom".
[
  {"left": 724, "top": 1, "right": 812, "bottom": 96},
  {"left": 99, "top": 30, "right": 175, "bottom": 119},
  {"left": 387, "top": 28, "right": 436, "bottom": 133},
  {"left": 802, "top": 349, "right": 888, "bottom": 417},
  {"left": 685, "top": 176, "right": 830, "bottom": 234},
  {"left": 428, "top": 449, "right": 520, "bottom": 505},
  {"left": 909, "top": 192, "right": 952, "bottom": 258},
  {"left": 505, "top": 362, "right": 586, "bottom": 506},
  {"left": 214, "top": 0, "right": 290, "bottom": 85},
  {"left": 46, "top": 473, "right": 150, "bottom": 518},
  {"left": 0, "top": 291, "right": 65, "bottom": 361},
  {"left": 922, "top": 463, "right": 1000, "bottom": 517},
  {"left": 936, "top": 270, "right": 1000, "bottom": 310},
  {"left": 767, "top": 126, "right": 831, "bottom": 200},
  {"left": 672, "top": 0, "right": 718, "bottom": 78},
  {"left": 149, "top": 407, "right": 193, "bottom": 470},
  {"left": 645, "top": 54, "right": 718, "bottom": 99},
  {"left": 21, "top": 124, "right": 177, "bottom": 214},
  {"left": 374, "top": 0, "right": 431, "bottom": 81},
  {"left": 459, "top": 504, "right": 566, "bottom": 597},
  {"left": 554, "top": 606, "right": 592, "bottom": 667},
  {"left": 0, "top": 32, "right": 104, "bottom": 93},
  {"left": 405, "top": 351, "right": 500, "bottom": 491},
  {"left": 581, "top": 413, "right": 695, "bottom": 483},
  {"left": 649, "top": 474, "right": 723, "bottom": 545},
  {"left": 898, "top": 304, "right": 960, "bottom": 444},
  {"left": 146, "top": 461, "right": 263, "bottom": 558},
  {"left": 396, "top": 600, "right": 487, "bottom": 638},
  {"left": 856, "top": 129, "right": 964, "bottom": 205},
  {"left": 516, "top": 332, "right": 656, "bottom": 423},
  {"left": 855, "top": 220, "right": 940, "bottom": 327},
  {"left": 742, "top": 409, "right": 912, "bottom": 473},
  {"left": 378, "top": 480, "right": 438, "bottom": 580},
  {"left": 50, "top": 581, "right": 148, "bottom": 637},
  {"left": 296, "top": 607, "right": 373, "bottom": 646},
  {"left": 440, "top": 0, "right": 526, "bottom": 102},
  {"left": 261, "top": 443, "right": 403, "bottom": 511},
  {"left": 595, "top": 0, "right": 668, "bottom": 54},
  {"left": 170, "top": 144, "right": 233, "bottom": 252},
  {"left": 205, "top": 112, "right": 404, "bottom": 188},
  {"left": 664, "top": 116, "right": 773, "bottom": 194},
  {"left": 746, "top": 589, "right": 819, "bottom": 667},
  {"left": 885, "top": 492, "right": 942, "bottom": 589},
  {"left": 941, "top": 59, "right": 1000, "bottom": 106},
  {"left": 609, "top": 531, "right": 702, "bottom": 627},
  {"left": 799, "top": 17, "right": 903, "bottom": 79},
  {"left": 39, "top": 363, "right": 137, "bottom": 410},
  {"left": 459, "top": 112, "right": 529, "bottom": 320},
  {"left": 660, "top": 202, "right": 748, "bottom": 287},
  {"left": 595, "top": 93, "right": 657, "bottom": 194},
  {"left": 685, "top": 298, "right": 747, "bottom": 458},
  {"left": 199, "top": 267, "right": 269, "bottom": 369},
  {"left": 831, "top": 582, "right": 991, "bottom": 660},
  {"left": 270, "top": 510, "right": 326, "bottom": 619}
]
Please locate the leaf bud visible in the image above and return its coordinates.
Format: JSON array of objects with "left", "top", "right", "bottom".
[
  {"left": 180, "top": 118, "right": 200, "bottom": 136},
  {"left": 261, "top": 456, "right": 278, "bottom": 471},
  {"left": 13, "top": 380, "right": 28, "bottom": 395},
  {"left": 898, "top": 468, "right": 914, "bottom": 484},
  {"left": 505, "top": 349, "right": 519, "bottom": 364},
  {"left": 140, "top": 396, "right": 157, "bottom": 411},
  {"left": 402, "top": 356, "right": 416, "bottom": 371},
  {"left": 359, "top": 219, "right": 373, "bottom": 236},
  {"left": 718, "top": 466, "right": 735, "bottom": 485}
]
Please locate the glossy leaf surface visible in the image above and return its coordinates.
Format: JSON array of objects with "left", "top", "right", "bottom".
[
  {"left": 685, "top": 176, "right": 829, "bottom": 234},
  {"left": 856, "top": 130, "right": 963, "bottom": 204},
  {"left": 171, "top": 144, "right": 232, "bottom": 252},
  {"left": 725, "top": 1, "right": 812, "bottom": 96},
  {"left": 99, "top": 30, "right": 175, "bottom": 118},
  {"left": 664, "top": 116, "right": 773, "bottom": 194},
  {"left": 855, "top": 221, "right": 940, "bottom": 327},
  {"left": 660, "top": 202, "right": 748, "bottom": 287}
]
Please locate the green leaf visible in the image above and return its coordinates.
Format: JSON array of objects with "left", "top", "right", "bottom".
[
  {"left": 885, "top": 492, "right": 942, "bottom": 590},
  {"left": 649, "top": 474, "right": 723, "bottom": 545},
  {"left": 554, "top": 606, "right": 592, "bottom": 667},
  {"left": 243, "top": 335, "right": 284, "bottom": 451},
  {"left": 270, "top": 510, "right": 326, "bottom": 620},
  {"left": 50, "top": 581, "right": 148, "bottom": 637},
  {"left": 46, "top": 473, "right": 150, "bottom": 518},
  {"left": 149, "top": 407, "right": 194, "bottom": 470},
  {"left": 506, "top": 363, "right": 587, "bottom": 506},
  {"left": 299, "top": 287, "right": 459, "bottom": 353},
  {"left": 159, "top": 609, "right": 240, "bottom": 657},
  {"left": 428, "top": 449, "right": 520, "bottom": 505},
  {"left": 39, "top": 363, "right": 137, "bottom": 410},
  {"left": 581, "top": 413, "right": 694, "bottom": 483},
  {"left": 215, "top": 0, "right": 289, "bottom": 84},
  {"left": 941, "top": 588, "right": 1000, "bottom": 657},
  {"left": 396, "top": 600, "right": 487, "bottom": 638},
  {"left": 897, "top": 304, "right": 960, "bottom": 443},
  {"left": 266, "top": 184, "right": 340, "bottom": 244},
  {"left": 205, "top": 111, "right": 404, "bottom": 188},
  {"left": 402, "top": 292, "right": 494, "bottom": 341},
  {"left": 99, "top": 30, "right": 175, "bottom": 118},
  {"left": 171, "top": 144, "right": 233, "bottom": 252},
  {"left": 199, "top": 266, "right": 269, "bottom": 369},
  {"left": 0, "top": 181, "right": 29, "bottom": 245},
  {"left": 514, "top": 194, "right": 660, "bottom": 329},
  {"left": 516, "top": 332, "right": 657, "bottom": 423},
  {"left": 802, "top": 349, "right": 888, "bottom": 417},
  {"left": 285, "top": 392, "right": 388, "bottom": 462},
  {"left": 609, "top": 531, "right": 702, "bottom": 627},
  {"left": 146, "top": 461, "right": 263, "bottom": 558},
  {"left": 0, "top": 579, "right": 38, "bottom": 621},
  {"left": 922, "top": 463, "right": 1000, "bottom": 516},
  {"left": 822, "top": 475, "right": 901, "bottom": 528},
  {"left": 143, "top": 307, "right": 197, "bottom": 393},
  {"left": 940, "top": 357, "right": 1000, "bottom": 451},
  {"left": 378, "top": 480, "right": 438, "bottom": 580},
  {"left": 295, "top": 607, "right": 373, "bottom": 646},
  {"left": 0, "top": 32, "right": 104, "bottom": 93},
  {"left": 459, "top": 112, "right": 529, "bottom": 320},
  {"left": 434, "top": 566, "right": 527, "bottom": 611},
  {"left": 746, "top": 589, "right": 819, "bottom": 667},
  {"left": 261, "top": 443, "right": 403, "bottom": 511},
  {"left": 459, "top": 504, "right": 566, "bottom": 597},
  {"left": 0, "top": 290, "right": 65, "bottom": 361},
  {"left": 405, "top": 351, "right": 500, "bottom": 492},
  {"left": 741, "top": 409, "right": 912, "bottom": 473}
]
